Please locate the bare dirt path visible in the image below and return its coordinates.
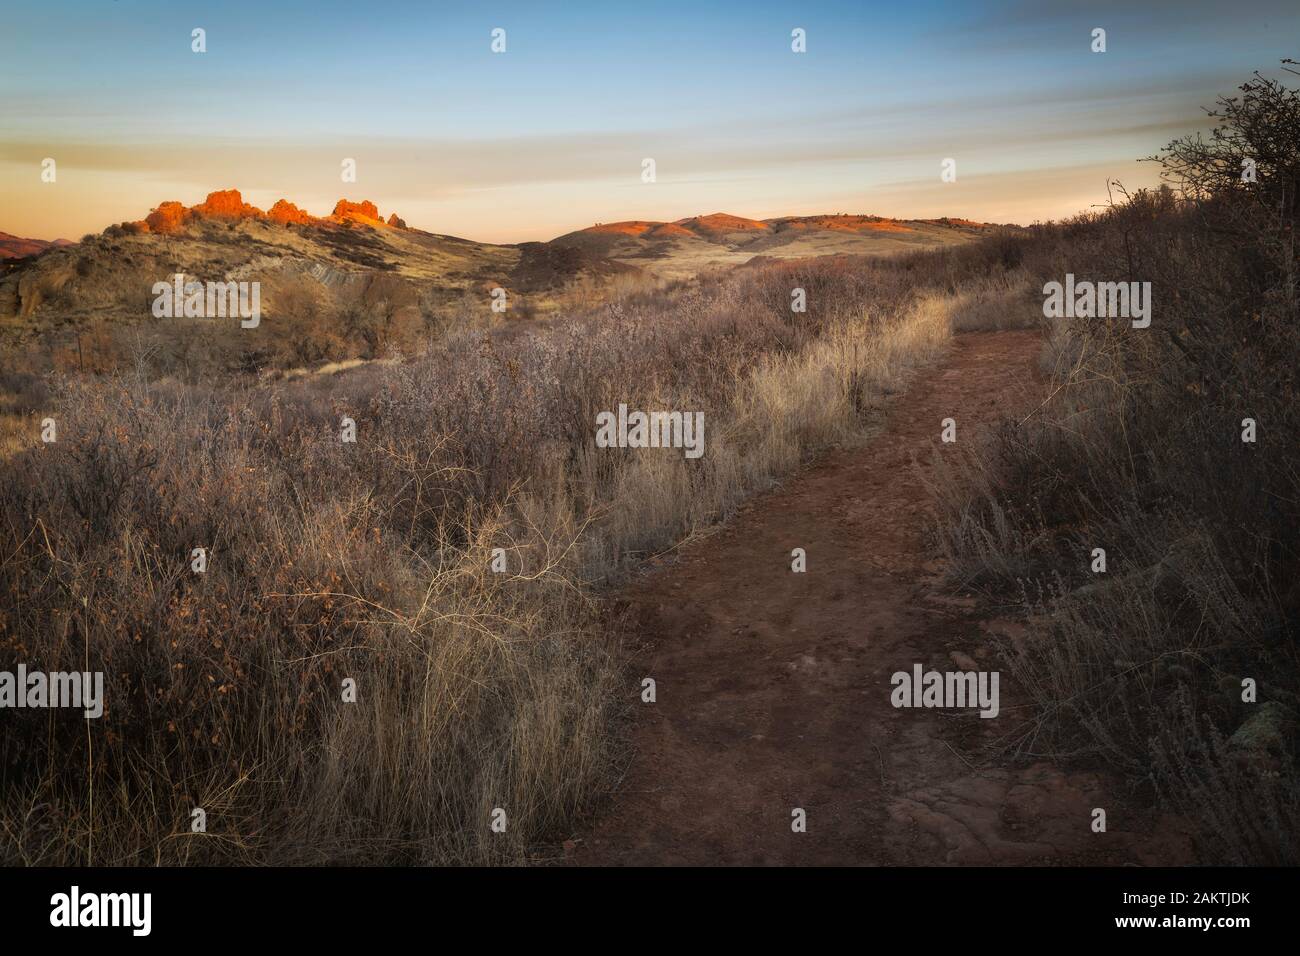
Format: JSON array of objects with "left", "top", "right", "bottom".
[{"left": 570, "top": 329, "right": 1193, "bottom": 866}]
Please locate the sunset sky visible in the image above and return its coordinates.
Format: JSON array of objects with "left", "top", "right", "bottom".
[{"left": 2, "top": 0, "right": 1297, "bottom": 243}]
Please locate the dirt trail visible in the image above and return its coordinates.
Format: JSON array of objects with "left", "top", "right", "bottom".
[{"left": 571, "top": 330, "right": 1193, "bottom": 866}]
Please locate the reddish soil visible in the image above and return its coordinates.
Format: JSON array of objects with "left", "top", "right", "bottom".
[
  {"left": 646, "top": 223, "right": 696, "bottom": 239},
  {"left": 675, "top": 213, "right": 770, "bottom": 235},
  {"left": 584, "top": 221, "right": 658, "bottom": 237},
  {"left": 777, "top": 215, "right": 914, "bottom": 234},
  {"left": 570, "top": 330, "right": 1194, "bottom": 866}
]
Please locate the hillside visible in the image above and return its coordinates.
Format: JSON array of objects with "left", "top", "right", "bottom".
[
  {"left": 0, "top": 197, "right": 991, "bottom": 371},
  {"left": 550, "top": 213, "right": 992, "bottom": 279},
  {"left": 0, "top": 190, "right": 530, "bottom": 338},
  {"left": 0, "top": 231, "right": 73, "bottom": 260}
]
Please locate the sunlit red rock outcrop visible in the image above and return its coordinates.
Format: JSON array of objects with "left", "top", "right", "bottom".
[
  {"left": 191, "top": 189, "right": 262, "bottom": 220},
  {"left": 144, "top": 201, "right": 191, "bottom": 233},
  {"left": 113, "top": 191, "right": 409, "bottom": 236},
  {"left": 268, "top": 199, "right": 313, "bottom": 225},
  {"left": 332, "top": 199, "right": 382, "bottom": 222}
]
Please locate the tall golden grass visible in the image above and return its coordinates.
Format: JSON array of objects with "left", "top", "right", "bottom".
[{"left": 0, "top": 246, "right": 1015, "bottom": 864}]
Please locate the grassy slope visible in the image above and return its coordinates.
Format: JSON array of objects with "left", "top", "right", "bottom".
[{"left": 0, "top": 241, "right": 1021, "bottom": 865}]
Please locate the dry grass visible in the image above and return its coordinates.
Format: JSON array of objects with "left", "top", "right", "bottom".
[
  {"left": 924, "top": 70, "right": 1300, "bottom": 863},
  {"left": 0, "top": 242, "right": 1013, "bottom": 865}
]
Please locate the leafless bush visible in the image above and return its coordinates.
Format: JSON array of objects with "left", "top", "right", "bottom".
[
  {"left": 0, "top": 238, "right": 1015, "bottom": 864},
  {"left": 929, "top": 62, "right": 1300, "bottom": 863}
]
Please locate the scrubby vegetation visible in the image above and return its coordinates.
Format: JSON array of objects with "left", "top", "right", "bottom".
[
  {"left": 0, "top": 237, "right": 1023, "bottom": 864},
  {"left": 5, "top": 60, "right": 1291, "bottom": 868},
  {"left": 929, "top": 63, "right": 1299, "bottom": 864}
]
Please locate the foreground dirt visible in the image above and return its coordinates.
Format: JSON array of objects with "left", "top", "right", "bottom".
[{"left": 569, "top": 329, "right": 1194, "bottom": 866}]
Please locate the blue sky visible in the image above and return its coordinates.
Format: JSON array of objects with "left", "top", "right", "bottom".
[{"left": 2, "top": 0, "right": 1297, "bottom": 241}]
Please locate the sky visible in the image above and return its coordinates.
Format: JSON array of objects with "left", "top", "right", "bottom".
[{"left": 1, "top": 0, "right": 1297, "bottom": 243}]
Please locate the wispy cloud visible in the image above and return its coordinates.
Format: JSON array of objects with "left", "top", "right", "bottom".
[{"left": 1, "top": 0, "right": 1294, "bottom": 241}]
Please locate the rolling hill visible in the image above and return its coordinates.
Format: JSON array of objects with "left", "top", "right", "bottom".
[
  {"left": 0, "top": 189, "right": 642, "bottom": 349},
  {"left": 0, "top": 196, "right": 995, "bottom": 365},
  {"left": 550, "top": 213, "right": 992, "bottom": 279},
  {"left": 0, "top": 232, "right": 73, "bottom": 260}
]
